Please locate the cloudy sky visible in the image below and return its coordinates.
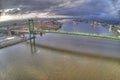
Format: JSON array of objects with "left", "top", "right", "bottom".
[{"left": 0, "top": 0, "right": 120, "bottom": 21}]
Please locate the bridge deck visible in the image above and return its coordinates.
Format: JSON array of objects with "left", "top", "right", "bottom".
[
  {"left": 11, "top": 29, "right": 120, "bottom": 41},
  {"left": 31, "top": 30, "right": 120, "bottom": 41}
]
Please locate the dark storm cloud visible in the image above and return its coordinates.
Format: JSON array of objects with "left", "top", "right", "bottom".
[
  {"left": 1, "top": 0, "right": 120, "bottom": 18},
  {"left": 1, "top": 0, "right": 62, "bottom": 14},
  {"left": 1, "top": 0, "right": 60, "bottom": 11},
  {"left": 12, "top": 0, "right": 59, "bottom": 11},
  {"left": 53, "top": 0, "right": 120, "bottom": 17},
  {"left": 0, "top": 0, "right": 3, "bottom": 16}
]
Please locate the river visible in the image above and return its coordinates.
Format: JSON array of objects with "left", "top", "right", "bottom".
[{"left": 0, "top": 20, "right": 120, "bottom": 80}]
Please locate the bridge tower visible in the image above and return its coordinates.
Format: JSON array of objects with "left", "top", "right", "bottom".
[{"left": 28, "top": 19, "right": 35, "bottom": 38}]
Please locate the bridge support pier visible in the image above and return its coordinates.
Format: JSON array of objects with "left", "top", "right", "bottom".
[
  {"left": 7, "top": 27, "right": 12, "bottom": 36},
  {"left": 28, "top": 19, "right": 35, "bottom": 38},
  {"left": 28, "top": 19, "right": 36, "bottom": 45}
]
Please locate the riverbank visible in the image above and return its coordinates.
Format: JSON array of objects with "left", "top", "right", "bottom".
[{"left": 0, "top": 36, "right": 34, "bottom": 49}]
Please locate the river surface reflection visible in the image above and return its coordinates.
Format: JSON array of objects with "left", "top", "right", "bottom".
[{"left": 0, "top": 21, "right": 120, "bottom": 80}]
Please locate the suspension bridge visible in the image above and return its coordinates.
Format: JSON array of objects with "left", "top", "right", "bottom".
[
  {"left": 1, "top": 18, "right": 120, "bottom": 48},
  {"left": 28, "top": 19, "right": 120, "bottom": 41}
]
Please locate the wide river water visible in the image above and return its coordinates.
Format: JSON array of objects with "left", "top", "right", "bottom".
[{"left": 0, "top": 20, "right": 120, "bottom": 80}]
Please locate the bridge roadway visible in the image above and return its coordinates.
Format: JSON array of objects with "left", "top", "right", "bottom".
[{"left": 11, "top": 29, "right": 120, "bottom": 41}]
